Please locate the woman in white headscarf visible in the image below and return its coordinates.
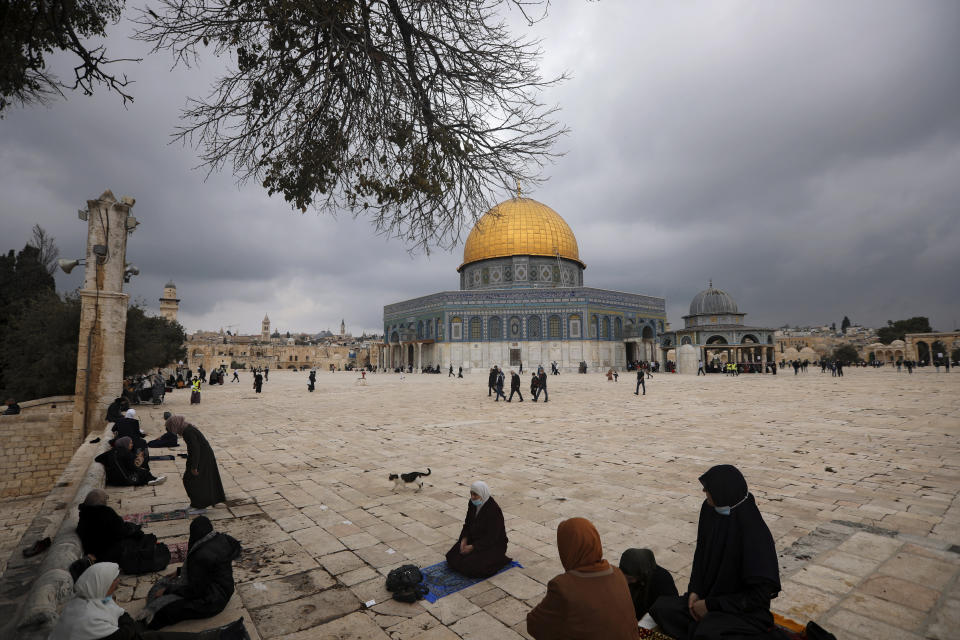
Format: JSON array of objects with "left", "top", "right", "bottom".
[
  {"left": 445, "top": 480, "right": 511, "bottom": 578},
  {"left": 50, "top": 563, "right": 250, "bottom": 640},
  {"left": 50, "top": 562, "right": 124, "bottom": 640}
]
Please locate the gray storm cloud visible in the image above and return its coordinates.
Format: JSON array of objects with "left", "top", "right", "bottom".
[{"left": 1, "top": 0, "right": 957, "bottom": 334}]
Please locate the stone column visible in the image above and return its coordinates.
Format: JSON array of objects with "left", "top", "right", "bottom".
[{"left": 73, "top": 191, "right": 135, "bottom": 438}]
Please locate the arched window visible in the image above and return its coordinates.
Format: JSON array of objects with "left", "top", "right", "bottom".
[
  {"left": 426, "top": 320, "right": 433, "bottom": 339},
  {"left": 509, "top": 316, "right": 522, "bottom": 339},
  {"left": 417, "top": 321, "right": 423, "bottom": 339},
  {"left": 600, "top": 317, "right": 610, "bottom": 339},
  {"left": 569, "top": 314, "right": 581, "bottom": 338},
  {"left": 470, "top": 317, "right": 482, "bottom": 340},
  {"left": 450, "top": 317, "right": 462, "bottom": 340},
  {"left": 489, "top": 317, "right": 502, "bottom": 340},
  {"left": 548, "top": 315, "right": 561, "bottom": 339},
  {"left": 590, "top": 315, "right": 598, "bottom": 338},
  {"left": 614, "top": 317, "right": 622, "bottom": 339},
  {"left": 528, "top": 316, "right": 541, "bottom": 339}
]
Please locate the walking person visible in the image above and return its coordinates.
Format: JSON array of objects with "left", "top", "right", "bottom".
[
  {"left": 231, "top": 369, "right": 239, "bottom": 383},
  {"left": 494, "top": 368, "right": 507, "bottom": 401},
  {"left": 635, "top": 367, "right": 646, "bottom": 396},
  {"left": 508, "top": 370, "right": 523, "bottom": 402},
  {"left": 488, "top": 367, "right": 497, "bottom": 397},
  {"left": 307, "top": 369, "right": 316, "bottom": 392},
  {"left": 449, "top": 365, "right": 454, "bottom": 377},
  {"left": 164, "top": 415, "right": 226, "bottom": 510},
  {"left": 530, "top": 372, "right": 540, "bottom": 401},
  {"left": 264, "top": 367, "right": 269, "bottom": 382},
  {"left": 538, "top": 368, "right": 548, "bottom": 402},
  {"left": 253, "top": 371, "right": 263, "bottom": 393},
  {"left": 697, "top": 359, "right": 706, "bottom": 376},
  {"left": 458, "top": 366, "right": 463, "bottom": 378}
]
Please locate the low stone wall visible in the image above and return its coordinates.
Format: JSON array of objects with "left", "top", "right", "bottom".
[{"left": 0, "top": 396, "right": 79, "bottom": 498}]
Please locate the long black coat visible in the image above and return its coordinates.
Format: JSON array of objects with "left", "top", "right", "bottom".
[
  {"left": 95, "top": 448, "right": 149, "bottom": 486},
  {"left": 182, "top": 425, "right": 226, "bottom": 508},
  {"left": 170, "top": 533, "right": 241, "bottom": 612},
  {"left": 77, "top": 503, "right": 141, "bottom": 562},
  {"left": 446, "top": 497, "right": 511, "bottom": 578}
]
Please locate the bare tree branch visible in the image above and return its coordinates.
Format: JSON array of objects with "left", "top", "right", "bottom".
[
  {"left": 27, "top": 224, "right": 60, "bottom": 276},
  {"left": 133, "top": 0, "right": 568, "bottom": 251}
]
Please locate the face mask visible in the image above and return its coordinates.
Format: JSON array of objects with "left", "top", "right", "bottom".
[
  {"left": 714, "top": 494, "right": 749, "bottom": 516},
  {"left": 101, "top": 596, "right": 114, "bottom": 604},
  {"left": 470, "top": 499, "right": 483, "bottom": 507}
]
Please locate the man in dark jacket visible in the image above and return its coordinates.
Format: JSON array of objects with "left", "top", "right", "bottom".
[
  {"left": 531, "top": 373, "right": 540, "bottom": 401},
  {"left": 487, "top": 367, "right": 497, "bottom": 396},
  {"left": 507, "top": 370, "right": 523, "bottom": 402},
  {"left": 537, "top": 369, "right": 548, "bottom": 402},
  {"left": 105, "top": 397, "right": 128, "bottom": 422},
  {"left": 494, "top": 367, "right": 507, "bottom": 401},
  {"left": 145, "top": 516, "right": 242, "bottom": 629}
]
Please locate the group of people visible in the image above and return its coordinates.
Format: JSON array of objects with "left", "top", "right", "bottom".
[
  {"left": 486, "top": 366, "right": 549, "bottom": 402},
  {"left": 442, "top": 466, "right": 784, "bottom": 640},
  {"left": 57, "top": 489, "right": 247, "bottom": 640},
  {"left": 97, "top": 411, "right": 226, "bottom": 511}
]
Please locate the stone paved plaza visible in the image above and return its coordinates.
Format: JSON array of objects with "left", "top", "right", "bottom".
[{"left": 3, "top": 368, "right": 959, "bottom": 639}]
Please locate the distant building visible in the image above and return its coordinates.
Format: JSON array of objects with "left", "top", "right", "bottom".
[{"left": 159, "top": 282, "right": 180, "bottom": 323}]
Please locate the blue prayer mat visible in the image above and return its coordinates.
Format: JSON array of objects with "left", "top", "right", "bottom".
[{"left": 420, "top": 560, "right": 523, "bottom": 603}]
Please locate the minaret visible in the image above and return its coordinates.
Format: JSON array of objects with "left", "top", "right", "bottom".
[
  {"left": 340, "top": 318, "right": 346, "bottom": 336},
  {"left": 159, "top": 281, "right": 180, "bottom": 323},
  {"left": 262, "top": 314, "right": 271, "bottom": 341}
]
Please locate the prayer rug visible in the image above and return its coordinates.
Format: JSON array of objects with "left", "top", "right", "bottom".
[
  {"left": 123, "top": 508, "right": 189, "bottom": 524},
  {"left": 148, "top": 455, "right": 175, "bottom": 461},
  {"left": 636, "top": 614, "right": 806, "bottom": 640},
  {"left": 419, "top": 560, "right": 522, "bottom": 603},
  {"left": 168, "top": 541, "right": 189, "bottom": 563}
]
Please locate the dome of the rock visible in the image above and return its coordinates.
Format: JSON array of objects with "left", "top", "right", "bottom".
[
  {"left": 689, "top": 285, "right": 739, "bottom": 316},
  {"left": 459, "top": 197, "right": 583, "bottom": 271}
]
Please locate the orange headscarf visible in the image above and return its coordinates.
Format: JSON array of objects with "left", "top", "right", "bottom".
[{"left": 557, "top": 517, "right": 610, "bottom": 573}]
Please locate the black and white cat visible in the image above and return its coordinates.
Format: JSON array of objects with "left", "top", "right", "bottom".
[{"left": 389, "top": 468, "right": 431, "bottom": 491}]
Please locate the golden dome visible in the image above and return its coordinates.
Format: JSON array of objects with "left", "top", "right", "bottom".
[{"left": 459, "top": 197, "right": 584, "bottom": 271}]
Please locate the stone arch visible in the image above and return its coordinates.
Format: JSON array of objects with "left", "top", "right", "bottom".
[
  {"left": 680, "top": 335, "right": 692, "bottom": 346},
  {"left": 742, "top": 334, "right": 759, "bottom": 344},
  {"left": 706, "top": 335, "right": 728, "bottom": 345},
  {"left": 642, "top": 325, "right": 653, "bottom": 340}
]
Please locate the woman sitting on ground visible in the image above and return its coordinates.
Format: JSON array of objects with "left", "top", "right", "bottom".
[
  {"left": 649, "top": 464, "right": 782, "bottom": 640},
  {"left": 95, "top": 437, "right": 165, "bottom": 487},
  {"left": 445, "top": 481, "right": 511, "bottom": 578},
  {"left": 527, "top": 517, "right": 639, "bottom": 639},
  {"left": 139, "top": 516, "right": 242, "bottom": 630},
  {"left": 75, "top": 489, "right": 171, "bottom": 576},
  {"left": 619, "top": 548, "right": 678, "bottom": 624},
  {"left": 165, "top": 415, "right": 226, "bottom": 509},
  {"left": 49, "top": 562, "right": 249, "bottom": 640}
]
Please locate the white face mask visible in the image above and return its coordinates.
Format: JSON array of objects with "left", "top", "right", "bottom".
[{"left": 714, "top": 494, "right": 749, "bottom": 516}]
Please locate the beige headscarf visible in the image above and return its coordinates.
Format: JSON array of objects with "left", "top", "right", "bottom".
[{"left": 165, "top": 414, "right": 190, "bottom": 435}]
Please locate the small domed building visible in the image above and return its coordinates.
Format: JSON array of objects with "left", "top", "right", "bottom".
[
  {"left": 662, "top": 282, "right": 776, "bottom": 374},
  {"left": 380, "top": 195, "right": 666, "bottom": 372}
]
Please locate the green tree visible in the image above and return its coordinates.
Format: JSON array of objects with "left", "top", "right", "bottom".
[
  {"left": 0, "top": 293, "right": 81, "bottom": 401},
  {"left": 841, "top": 315, "right": 851, "bottom": 333},
  {"left": 832, "top": 343, "right": 860, "bottom": 363},
  {"left": 0, "top": 0, "right": 136, "bottom": 115},
  {"left": 123, "top": 305, "right": 187, "bottom": 376},
  {"left": 133, "top": 0, "right": 567, "bottom": 250},
  {"left": 877, "top": 317, "right": 933, "bottom": 344}
]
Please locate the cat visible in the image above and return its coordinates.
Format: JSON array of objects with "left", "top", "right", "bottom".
[{"left": 389, "top": 468, "right": 431, "bottom": 491}]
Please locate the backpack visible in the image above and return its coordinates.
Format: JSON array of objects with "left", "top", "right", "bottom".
[{"left": 385, "top": 564, "right": 428, "bottom": 603}]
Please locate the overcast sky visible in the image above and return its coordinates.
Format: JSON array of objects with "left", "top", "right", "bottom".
[{"left": 2, "top": 1, "right": 958, "bottom": 336}]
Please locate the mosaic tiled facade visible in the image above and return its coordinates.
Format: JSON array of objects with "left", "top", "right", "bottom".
[{"left": 381, "top": 197, "right": 665, "bottom": 372}]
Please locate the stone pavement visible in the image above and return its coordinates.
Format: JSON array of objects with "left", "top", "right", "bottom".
[{"left": 4, "top": 367, "right": 958, "bottom": 638}]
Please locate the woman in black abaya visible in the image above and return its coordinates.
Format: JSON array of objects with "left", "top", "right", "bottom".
[
  {"left": 165, "top": 415, "right": 226, "bottom": 509},
  {"left": 650, "top": 464, "right": 784, "bottom": 640}
]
